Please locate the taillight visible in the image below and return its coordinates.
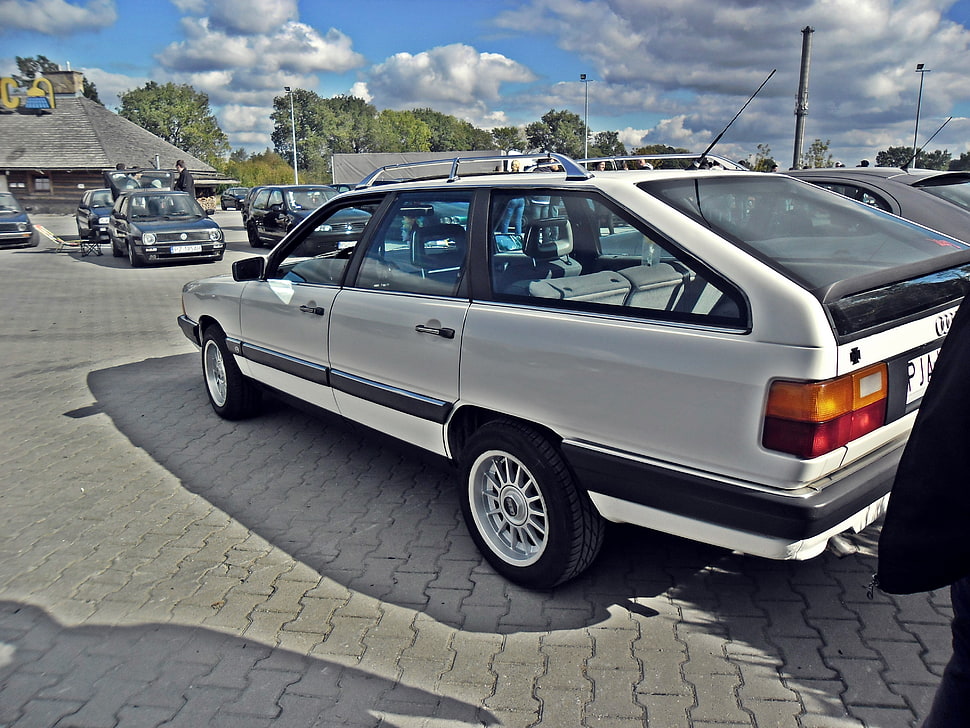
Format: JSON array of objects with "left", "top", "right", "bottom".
[{"left": 762, "top": 363, "right": 888, "bottom": 458}]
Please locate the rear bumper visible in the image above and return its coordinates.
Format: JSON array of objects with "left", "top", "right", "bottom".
[{"left": 565, "top": 437, "right": 903, "bottom": 558}]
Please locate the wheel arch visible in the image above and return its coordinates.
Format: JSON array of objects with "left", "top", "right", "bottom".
[{"left": 446, "top": 405, "right": 564, "bottom": 463}]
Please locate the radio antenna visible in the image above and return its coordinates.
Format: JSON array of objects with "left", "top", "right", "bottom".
[{"left": 696, "top": 69, "right": 776, "bottom": 167}]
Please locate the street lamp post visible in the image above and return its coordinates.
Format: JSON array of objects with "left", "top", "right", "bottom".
[
  {"left": 284, "top": 86, "right": 299, "bottom": 184},
  {"left": 580, "top": 74, "right": 591, "bottom": 158},
  {"left": 913, "top": 64, "right": 930, "bottom": 165}
]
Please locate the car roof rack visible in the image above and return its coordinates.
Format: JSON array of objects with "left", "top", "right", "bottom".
[
  {"left": 579, "top": 153, "right": 747, "bottom": 171},
  {"left": 356, "top": 153, "right": 592, "bottom": 188}
]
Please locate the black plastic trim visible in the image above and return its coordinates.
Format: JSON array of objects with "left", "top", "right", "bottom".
[
  {"left": 329, "top": 370, "right": 452, "bottom": 424},
  {"left": 177, "top": 315, "right": 199, "bottom": 346},
  {"left": 238, "top": 342, "right": 330, "bottom": 386},
  {"left": 563, "top": 441, "right": 903, "bottom": 540}
]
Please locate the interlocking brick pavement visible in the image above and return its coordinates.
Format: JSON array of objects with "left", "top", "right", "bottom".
[{"left": 0, "top": 214, "right": 951, "bottom": 726}]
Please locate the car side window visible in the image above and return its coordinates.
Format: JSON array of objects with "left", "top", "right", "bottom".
[
  {"left": 273, "top": 200, "right": 381, "bottom": 285},
  {"left": 488, "top": 190, "right": 744, "bottom": 326},
  {"left": 817, "top": 182, "right": 892, "bottom": 212},
  {"left": 253, "top": 189, "right": 271, "bottom": 211},
  {"left": 268, "top": 189, "right": 284, "bottom": 208},
  {"left": 353, "top": 193, "right": 472, "bottom": 297}
]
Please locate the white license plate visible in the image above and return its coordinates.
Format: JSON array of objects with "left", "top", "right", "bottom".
[
  {"left": 907, "top": 348, "right": 940, "bottom": 403},
  {"left": 171, "top": 244, "right": 202, "bottom": 254}
]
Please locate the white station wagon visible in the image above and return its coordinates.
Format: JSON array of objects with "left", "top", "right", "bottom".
[{"left": 178, "top": 155, "right": 967, "bottom": 588}]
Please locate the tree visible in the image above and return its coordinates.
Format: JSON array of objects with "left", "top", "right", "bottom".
[
  {"left": 490, "top": 126, "right": 522, "bottom": 153},
  {"left": 875, "top": 146, "right": 913, "bottom": 167},
  {"left": 271, "top": 88, "right": 334, "bottom": 174},
  {"left": 216, "top": 149, "right": 293, "bottom": 188},
  {"left": 801, "top": 138, "right": 833, "bottom": 169},
  {"left": 588, "top": 130, "right": 626, "bottom": 158},
  {"left": 918, "top": 149, "right": 951, "bottom": 170},
  {"left": 374, "top": 110, "right": 431, "bottom": 152},
  {"left": 119, "top": 82, "right": 229, "bottom": 164},
  {"left": 410, "top": 109, "right": 496, "bottom": 151},
  {"left": 749, "top": 143, "right": 777, "bottom": 172},
  {"left": 524, "top": 109, "right": 585, "bottom": 157},
  {"left": 13, "top": 54, "right": 100, "bottom": 103},
  {"left": 950, "top": 152, "right": 970, "bottom": 171}
]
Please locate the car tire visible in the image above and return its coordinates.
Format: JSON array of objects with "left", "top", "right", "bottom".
[
  {"left": 110, "top": 235, "right": 123, "bottom": 257},
  {"left": 127, "top": 241, "right": 143, "bottom": 268},
  {"left": 459, "top": 419, "right": 604, "bottom": 588},
  {"left": 221, "top": 202, "right": 227, "bottom": 211},
  {"left": 201, "top": 326, "right": 261, "bottom": 420},
  {"left": 247, "top": 224, "right": 262, "bottom": 248}
]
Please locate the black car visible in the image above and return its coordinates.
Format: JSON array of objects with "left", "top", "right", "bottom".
[
  {"left": 0, "top": 192, "right": 38, "bottom": 248},
  {"left": 75, "top": 188, "right": 114, "bottom": 242},
  {"left": 108, "top": 190, "right": 224, "bottom": 267},
  {"left": 220, "top": 186, "right": 250, "bottom": 210},
  {"left": 786, "top": 167, "right": 970, "bottom": 242},
  {"left": 246, "top": 185, "right": 340, "bottom": 248},
  {"left": 239, "top": 185, "right": 267, "bottom": 226}
]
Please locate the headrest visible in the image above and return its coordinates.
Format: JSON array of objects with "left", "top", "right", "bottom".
[{"left": 524, "top": 218, "right": 573, "bottom": 259}]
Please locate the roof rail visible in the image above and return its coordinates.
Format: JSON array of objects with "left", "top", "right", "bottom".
[
  {"left": 356, "top": 153, "right": 591, "bottom": 188},
  {"left": 579, "top": 154, "right": 747, "bottom": 171}
]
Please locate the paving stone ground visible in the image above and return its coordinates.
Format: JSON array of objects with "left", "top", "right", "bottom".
[{"left": 0, "top": 214, "right": 950, "bottom": 727}]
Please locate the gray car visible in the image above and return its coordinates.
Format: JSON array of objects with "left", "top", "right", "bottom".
[{"left": 786, "top": 167, "right": 970, "bottom": 241}]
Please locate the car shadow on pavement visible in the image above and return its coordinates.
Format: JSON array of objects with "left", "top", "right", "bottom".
[
  {"left": 0, "top": 600, "right": 496, "bottom": 727},
  {"left": 86, "top": 354, "right": 901, "bottom": 637}
]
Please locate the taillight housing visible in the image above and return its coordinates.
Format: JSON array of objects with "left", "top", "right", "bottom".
[{"left": 762, "top": 363, "right": 888, "bottom": 458}]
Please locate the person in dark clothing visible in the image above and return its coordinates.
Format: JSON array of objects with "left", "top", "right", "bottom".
[
  {"left": 174, "top": 160, "right": 195, "bottom": 199},
  {"left": 878, "top": 293, "right": 970, "bottom": 726}
]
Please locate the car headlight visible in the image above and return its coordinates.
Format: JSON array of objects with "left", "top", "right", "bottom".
[
  {"left": 208, "top": 229, "right": 222, "bottom": 241},
  {"left": 98, "top": 216, "right": 110, "bottom": 225},
  {"left": 316, "top": 224, "right": 333, "bottom": 232},
  {"left": 142, "top": 233, "right": 156, "bottom": 244},
  {"left": 16, "top": 222, "right": 28, "bottom": 232}
]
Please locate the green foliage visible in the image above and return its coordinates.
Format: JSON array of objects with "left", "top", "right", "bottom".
[
  {"left": 216, "top": 149, "right": 293, "bottom": 187},
  {"left": 588, "top": 130, "right": 626, "bottom": 158},
  {"left": 630, "top": 144, "right": 690, "bottom": 155},
  {"left": 801, "top": 139, "right": 833, "bottom": 169},
  {"left": 875, "top": 146, "right": 916, "bottom": 168},
  {"left": 950, "top": 152, "right": 970, "bottom": 171},
  {"left": 492, "top": 126, "right": 525, "bottom": 152},
  {"left": 750, "top": 143, "right": 777, "bottom": 172},
  {"left": 917, "top": 149, "right": 951, "bottom": 170},
  {"left": 118, "top": 81, "right": 229, "bottom": 164},
  {"left": 374, "top": 110, "right": 432, "bottom": 152},
  {"left": 525, "top": 109, "right": 585, "bottom": 157},
  {"left": 410, "top": 109, "right": 495, "bottom": 151}
]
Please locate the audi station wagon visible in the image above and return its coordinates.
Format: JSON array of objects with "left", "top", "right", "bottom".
[{"left": 178, "top": 155, "right": 969, "bottom": 587}]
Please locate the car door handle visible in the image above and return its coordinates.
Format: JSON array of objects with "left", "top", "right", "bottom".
[
  {"left": 415, "top": 324, "right": 455, "bottom": 339},
  {"left": 299, "top": 305, "right": 326, "bottom": 316}
]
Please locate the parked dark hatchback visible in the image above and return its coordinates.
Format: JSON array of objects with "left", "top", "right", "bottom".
[
  {"left": 786, "top": 167, "right": 970, "bottom": 242},
  {"left": 0, "top": 192, "right": 38, "bottom": 248},
  {"left": 220, "top": 186, "right": 250, "bottom": 210},
  {"left": 75, "top": 188, "right": 114, "bottom": 241},
  {"left": 246, "top": 185, "right": 340, "bottom": 248},
  {"left": 108, "top": 190, "right": 224, "bottom": 267}
]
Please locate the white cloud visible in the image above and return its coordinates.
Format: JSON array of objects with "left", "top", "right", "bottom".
[
  {"left": 0, "top": 0, "right": 116, "bottom": 35},
  {"left": 494, "top": 0, "right": 970, "bottom": 162},
  {"left": 361, "top": 43, "right": 538, "bottom": 125}
]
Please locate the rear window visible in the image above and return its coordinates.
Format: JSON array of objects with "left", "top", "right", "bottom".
[
  {"left": 640, "top": 175, "right": 970, "bottom": 296},
  {"left": 913, "top": 176, "right": 970, "bottom": 213}
]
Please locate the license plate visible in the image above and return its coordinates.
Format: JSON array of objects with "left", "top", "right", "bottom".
[
  {"left": 171, "top": 244, "right": 202, "bottom": 254},
  {"left": 907, "top": 348, "right": 940, "bottom": 403}
]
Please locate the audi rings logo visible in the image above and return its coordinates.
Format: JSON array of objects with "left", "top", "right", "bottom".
[{"left": 936, "top": 310, "right": 956, "bottom": 337}]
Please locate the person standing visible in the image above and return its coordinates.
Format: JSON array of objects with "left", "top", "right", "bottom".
[
  {"left": 877, "top": 295, "right": 970, "bottom": 726},
  {"left": 174, "top": 160, "right": 195, "bottom": 199}
]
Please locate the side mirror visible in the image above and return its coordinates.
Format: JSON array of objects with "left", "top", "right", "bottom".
[
  {"left": 232, "top": 256, "right": 264, "bottom": 282},
  {"left": 205, "top": 208, "right": 216, "bottom": 216}
]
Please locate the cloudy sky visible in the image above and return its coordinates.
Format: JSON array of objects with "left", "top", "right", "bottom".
[{"left": 2, "top": 0, "right": 969, "bottom": 167}]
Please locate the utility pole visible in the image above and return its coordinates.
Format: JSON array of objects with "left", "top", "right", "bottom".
[{"left": 792, "top": 26, "right": 814, "bottom": 169}]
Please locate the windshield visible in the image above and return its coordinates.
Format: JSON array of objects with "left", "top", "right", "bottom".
[
  {"left": 915, "top": 178, "right": 970, "bottom": 213},
  {"left": 130, "top": 194, "right": 203, "bottom": 220},
  {"left": 0, "top": 193, "right": 24, "bottom": 213},
  {"left": 91, "top": 190, "right": 113, "bottom": 207},
  {"left": 285, "top": 187, "right": 335, "bottom": 210},
  {"left": 641, "top": 175, "right": 970, "bottom": 293}
]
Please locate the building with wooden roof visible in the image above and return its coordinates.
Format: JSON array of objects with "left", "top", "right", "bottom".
[{"left": 0, "top": 70, "right": 229, "bottom": 213}]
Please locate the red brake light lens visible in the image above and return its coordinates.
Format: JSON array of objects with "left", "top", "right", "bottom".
[{"left": 762, "top": 364, "right": 888, "bottom": 458}]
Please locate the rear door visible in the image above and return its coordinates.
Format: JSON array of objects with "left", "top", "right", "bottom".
[{"left": 328, "top": 191, "right": 474, "bottom": 455}]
